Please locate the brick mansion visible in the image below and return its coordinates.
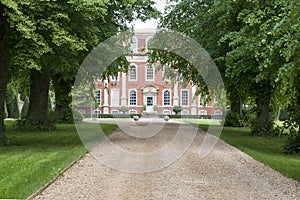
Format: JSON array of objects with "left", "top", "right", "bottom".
[{"left": 84, "top": 29, "right": 223, "bottom": 116}]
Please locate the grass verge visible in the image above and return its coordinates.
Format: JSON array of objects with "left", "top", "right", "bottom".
[
  {"left": 187, "top": 119, "right": 300, "bottom": 182},
  {"left": 0, "top": 121, "right": 118, "bottom": 199}
]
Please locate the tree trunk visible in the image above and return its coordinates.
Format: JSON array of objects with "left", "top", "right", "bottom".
[
  {"left": 0, "top": 5, "right": 9, "bottom": 141},
  {"left": 254, "top": 97, "right": 271, "bottom": 136},
  {"left": 26, "top": 68, "right": 51, "bottom": 130},
  {"left": 230, "top": 94, "right": 243, "bottom": 116},
  {"left": 52, "top": 75, "right": 73, "bottom": 122}
]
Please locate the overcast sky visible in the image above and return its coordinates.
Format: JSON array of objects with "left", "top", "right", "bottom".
[{"left": 130, "top": 0, "right": 168, "bottom": 30}]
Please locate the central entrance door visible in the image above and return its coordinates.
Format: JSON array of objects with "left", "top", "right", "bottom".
[{"left": 146, "top": 96, "right": 154, "bottom": 113}]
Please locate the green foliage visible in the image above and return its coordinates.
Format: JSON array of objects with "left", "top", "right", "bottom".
[
  {"left": 223, "top": 110, "right": 244, "bottom": 127},
  {"left": 21, "top": 96, "right": 29, "bottom": 119},
  {"left": 6, "top": 84, "right": 19, "bottom": 119},
  {"left": 172, "top": 106, "right": 182, "bottom": 115},
  {"left": 118, "top": 106, "right": 129, "bottom": 114},
  {"left": 72, "top": 109, "right": 84, "bottom": 122},
  {"left": 279, "top": 107, "right": 290, "bottom": 121}
]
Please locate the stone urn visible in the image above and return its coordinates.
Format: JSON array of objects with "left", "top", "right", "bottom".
[
  {"left": 164, "top": 116, "right": 170, "bottom": 121},
  {"left": 133, "top": 115, "right": 139, "bottom": 121}
]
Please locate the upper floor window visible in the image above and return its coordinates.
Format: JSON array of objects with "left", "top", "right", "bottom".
[
  {"left": 146, "top": 37, "right": 153, "bottom": 52},
  {"left": 163, "top": 90, "right": 171, "bottom": 106},
  {"left": 146, "top": 65, "right": 154, "bottom": 81},
  {"left": 129, "top": 65, "right": 137, "bottom": 81},
  {"left": 129, "top": 90, "right": 137, "bottom": 105},
  {"left": 130, "top": 37, "right": 137, "bottom": 53},
  {"left": 95, "top": 89, "right": 101, "bottom": 104},
  {"left": 181, "top": 90, "right": 189, "bottom": 106}
]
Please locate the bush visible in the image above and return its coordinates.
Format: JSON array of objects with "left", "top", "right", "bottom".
[
  {"left": 223, "top": 111, "right": 245, "bottom": 127},
  {"left": 284, "top": 134, "right": 300, "bottom": 154},
  {"left": 279, "top": 107, "right": 290, "bottom": 121},
  {"left": 173, "top": 106, "right": 182, "bottom": 115},
  {"left": 72, "top": 109, "right": 84, "bottom": 122}
]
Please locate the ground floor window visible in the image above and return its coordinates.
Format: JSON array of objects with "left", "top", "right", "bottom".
[
  {"left": 129, "top": 110, "right": 137, "bottom": 115},
  {"left": 163, "top": 110, "right": 171, "bottom": 115},
  {"left": 111, "top": 110, "right": 119, "bottom": 115},
  {"left": 129, "top": 90, "right": 137, "bottom": 105},
  {"left": 181, "top": 110, "right": 189, "bottom": 115},
  {"left": 214, "top": 110, "right": 223, "bottom": 115},
  {"left": 199, "top": 110, "right": 207, "bottom": 115}
]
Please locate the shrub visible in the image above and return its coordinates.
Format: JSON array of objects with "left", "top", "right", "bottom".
[
  {"left": 173, "top": 106, "right": 182, "bottom": 114},
  {"left": 72, "top": 109, "right": 84, "bottom": 122},
  {"left": 223, "top": 110, "right": 244, "bottom": 127}
]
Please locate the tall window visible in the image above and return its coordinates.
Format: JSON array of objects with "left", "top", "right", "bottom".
[
  {"left": 129, "top": 90, "right": 137, "bottom": 105},
  {"left": 111, "top": 89, "right": 119, "bottom": 106},
  {"left": 181, "top": 90, "right": 189, "bottom": 106},
  {"left": 129, "top": 65, "right": 137, "bottom": 81},
  {"left": 95, "top": 89, "right": 101, "bottom": 104},
  {"left": 130, "top": 37, "right": 137, "bottom": 53},
  {"left": 146, "top": 65, "right": 154, "bottom": 81},
  {"left": 163, "top": 90, "right": 171, "bottom": 106}
]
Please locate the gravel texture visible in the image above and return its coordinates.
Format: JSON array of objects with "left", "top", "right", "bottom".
[{"left": 32, "top": 120, "right": 300, "bottom": 200}]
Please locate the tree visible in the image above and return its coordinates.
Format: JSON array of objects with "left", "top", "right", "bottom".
[
  {"left": 0, "top": 3, "right": 9, "bottom": 141},
  {"left": 173, "top": 106, "right": 182, "bottom": 115}
]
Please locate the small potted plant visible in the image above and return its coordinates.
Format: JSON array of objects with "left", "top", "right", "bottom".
[
  {"left": 164, "top": 115, "right": 170, "bottom": 121},
  {"left": 133, "top": 115, "right": 139, "bottom": 121}
]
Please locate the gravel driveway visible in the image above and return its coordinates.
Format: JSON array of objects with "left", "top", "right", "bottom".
[{"left": 32, "top": 120, "right": 300, "bottom": 200}]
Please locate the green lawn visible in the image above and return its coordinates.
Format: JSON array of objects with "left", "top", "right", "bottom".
[
  {"left": 0, "top": 121, "right": 118, "bottom": 199},
  {"left": 187, "top": 119, "right": 300, "bottom": 182}
]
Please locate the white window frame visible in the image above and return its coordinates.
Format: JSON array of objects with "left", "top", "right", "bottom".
[
  {"left": 180, "top": 89, "right": 189, "bottom": 106},
  {"left": 199, "top": 110, "right": 207, "bottom": 115},
  {"left": 130, "top": 37, "right": 138, "bottom": 53},
  {"left": 214, "top": 110, "right": 223, "bottom": 115},
  {"left": 181, "top": 110, "right": 189, "bottom": 115},
  {"left": 95, "top": 89, "right": 101, "bottom": 105},
  {"left": 129, "top": 89, "right": 137, "bottom": 106},
  {"left": 129, "top": 110, "right": 137, "bottom": 115},
  {"left": 129, "top": 64, "right": 138, "bottom": 81},
  {"left": 111, "top": 110, "right": 119, "bottom": 115},
  {"left": 163, "top": 110, "right": 171, "bottom": 115},
  {"left": 146, "top": 64, "right": 155, "bottom": 81},
  {"left": 163, "top": 89, "right": 171, "bottom": 106},
  {"left": 93, "top": 110, "right": 101, "bottom": 117}
]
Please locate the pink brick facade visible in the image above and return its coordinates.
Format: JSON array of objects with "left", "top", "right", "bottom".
[{"left": 86, "top": 29, "right": 222, "bottom": 116}]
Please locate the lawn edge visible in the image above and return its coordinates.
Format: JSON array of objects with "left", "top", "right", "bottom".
[{"left": 26, "top": 153, "right": 86, "bottom": 200}]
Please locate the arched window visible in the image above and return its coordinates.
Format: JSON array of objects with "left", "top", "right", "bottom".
[
  {"left": 163, "top": 90, "right": 171, "bottom": 106},
  {"left": 214, "top": 110, "right": 223, "bottom": 115},
  {"left": 146, "top": 65, "right": 154, "bottom": 81},
  {"left": 129, "top": 110, "right": 137, "bottom": 114},
  {"left": 129, "top": 65, "right": 137, "bottom": 81},
  {"left": 163, "top": 110, "right": 171, "bottom": 115},
  {"left": 199, "top": 110, "right": 207, "bottom": 115},
  {"left": 181, "top": 110, "right": 189, "bottom": 115},
  {"left": 129, "top": 90, "right": 137, "bottom": 105}
]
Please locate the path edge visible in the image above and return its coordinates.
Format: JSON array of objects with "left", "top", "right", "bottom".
[{"left": 26, "top": 154, "right": 86, "bottom": 200}]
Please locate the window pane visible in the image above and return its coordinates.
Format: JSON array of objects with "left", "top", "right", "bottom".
[
  {"left": 95, "top": 90, "right": 101, "bottom": 104},
  {"left": 181, "top": 90, "right": 188, "bottom": 106},
  {"left": 163, "top": 90, "right": 170, "bottom": 105},
  {"left": 129, "top": 90, "right": 137, "bottom": 105},
  {"left": 129, "top": 66, "right": 136, "bottom": 80},
  {"left": 146, "top": 65, "right": 154, "bottom": 80}
]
